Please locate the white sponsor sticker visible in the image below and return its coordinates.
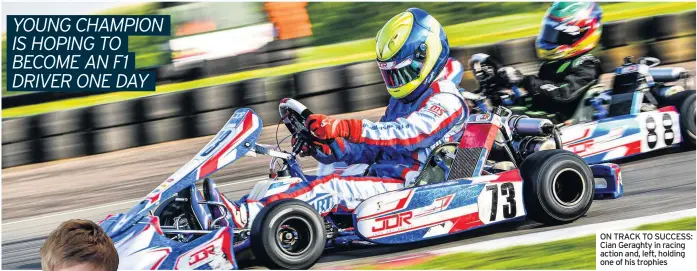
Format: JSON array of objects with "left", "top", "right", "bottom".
[{"left": 596, "top": 231, "right": 696, "bottom": 270}]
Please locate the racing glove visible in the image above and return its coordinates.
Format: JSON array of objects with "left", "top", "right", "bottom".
[
  {"left": 292, "top": 135, "right": 333, "bottom": 157},
  {"left": 305, "top": 114, "right": 363, "bottom": 143},
  {"left": 497, "top": 66, "right": 524, "bottom": 85}
]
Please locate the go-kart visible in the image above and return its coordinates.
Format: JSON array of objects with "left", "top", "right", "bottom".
[
  {"left": 99, "top": 98, "right": 623, "bottom": 270},
  {"left": 467, "top": 54, "right": 696, "bottom": 165}
]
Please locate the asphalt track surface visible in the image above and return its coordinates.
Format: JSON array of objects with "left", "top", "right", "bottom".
[{"left": 3, "top": 63, "right": 696, "bottom": 269}]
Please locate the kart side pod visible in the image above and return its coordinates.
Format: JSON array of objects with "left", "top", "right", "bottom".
[{"left": 353, "top": 176, "right": 527, "bottom": 245}]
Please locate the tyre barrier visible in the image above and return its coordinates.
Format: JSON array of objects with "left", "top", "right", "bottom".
[
  {"left": 344, "top": 84, "right": 391, "bottom": 113},
  {"left": 191, "top": 84, "right": 241, "bottom": 113},
  {"left": 2, "top": 117, "right": 31, "bottom": 145},
  {"left": 2, "top": 12, "right": 695, "bottom": 168},
  {"left": 495, "top": 36, "right": 537, "bottom": 66},
  {"left": 624, "top": 16, "right": 659, "bottom": 44},
  {"left": 194, "top": 108, "right": 239, "bottom": 137},
  {"left": 345, "top": 61, "right": 383, "bottom": 88},
  {"left": 294, "top": 65, "right": 347, "bottom": 96},
  {"left": 600, "top": 20, "right": 630, "bottom": 49},
  {"left": 597, "top": 44, "right": 649, "bottom": 74},
  {"left": 647, "top": 36, "right": 697, "bottom": 65},
  {"left": 653, "top": 11, "right": 696, "bottom": 41},
  {"left": 450, "top": 43, "right": 500, "bottom": 71},
  {"left": 3, "top": 92, "right": 97, "bottom": 109},
  {"left": 264, "top": 75, "right": 297, "bottom": 102}
]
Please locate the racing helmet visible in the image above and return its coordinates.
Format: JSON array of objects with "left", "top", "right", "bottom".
[
  {"left": 536, "top": 1, "right": 603, "bottom": 61},
  {"left": 375, "top": 8, "right": 450, "bottom": 99}
]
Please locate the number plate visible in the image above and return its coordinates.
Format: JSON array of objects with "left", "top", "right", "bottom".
[{"left": 477, "top": 181, "right": 525, "bottom": 223}]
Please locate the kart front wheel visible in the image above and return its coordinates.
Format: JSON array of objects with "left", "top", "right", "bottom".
[
  {"left": 250, "top": 199, "right": 326, "bottom": 270},
  {"left": 520, "top": 150, "right": 594, "bottom": 225}
]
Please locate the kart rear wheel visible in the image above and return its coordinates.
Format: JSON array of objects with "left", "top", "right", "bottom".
[
  {"left": 250, "top": 199, "right": 326, "bottom": 269},
  {"left": 679, "top": 92, "right": 696, "bottom": 148},
  {"left": 520, "top": 150, "right": 594, "bottom": 225}
]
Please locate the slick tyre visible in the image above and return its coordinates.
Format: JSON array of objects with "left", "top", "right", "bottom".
[
  {"left": 520, "top": 150, "right": 594, "bottom": 225},
  {"left": 679, "top": 92, "right": 696, "bottom": 148},
  {"left": 250, "top": 199, "right": 326, "bottom": 270}
]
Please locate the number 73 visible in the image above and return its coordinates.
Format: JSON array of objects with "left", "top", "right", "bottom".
[{"left": 486, "top": 182, "right": 516, "bottom": 221}]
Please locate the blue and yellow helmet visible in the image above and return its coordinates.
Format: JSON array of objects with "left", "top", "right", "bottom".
[{"left": 375, "top": 8, "right": 450, "bottom": 99}]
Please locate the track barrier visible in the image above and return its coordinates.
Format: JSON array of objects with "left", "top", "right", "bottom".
[{"left": 3, "top": 11, "right": 695, "bottom": 168}]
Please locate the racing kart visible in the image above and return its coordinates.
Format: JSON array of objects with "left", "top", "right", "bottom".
[
  {"left": 467, "top": 54, "right": 696, "bottom": 165},
  {"left": 99, "top": 98, "right": 623, "bottom": 270}
]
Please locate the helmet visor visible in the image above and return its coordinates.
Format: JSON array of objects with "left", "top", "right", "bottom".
[
  {"left": 540, "top": 23, "right": 585, "bottom": 46},
  {"left": 378, "top": 57, "right": 423, "bottom": 88}
]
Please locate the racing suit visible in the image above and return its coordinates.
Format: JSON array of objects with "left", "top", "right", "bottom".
[
  {"left": 521, "top": 53, "right": 602, "bottom": 122},
  {"left": 243, "top": 58, "right": 468, "bottom": 224}
]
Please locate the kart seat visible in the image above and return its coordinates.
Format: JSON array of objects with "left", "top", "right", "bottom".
[
  {"left": 202, "top": 178, "right": 235, "bottom": 228},
  {"left": 178, "top": 184, "right": 214, "bottom": 230},
  {"left": 413, "top": 143, "right": 457, "bottom": 187}
]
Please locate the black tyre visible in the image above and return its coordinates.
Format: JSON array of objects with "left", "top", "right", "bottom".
[
  {"left": 679, "top": 92, "right": 696, "bottom": 148},
  {"left": 520, "top": 150, "right": 594, "bottom": 225},
  {"left": 250, "top": 199, "right": 326, "bottom": 269}
]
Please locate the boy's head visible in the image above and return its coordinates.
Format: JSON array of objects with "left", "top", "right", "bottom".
[
  {"left": 375, "top": 8, "right": 450, "bottom": 100},
  {"left": 536, "top": 1, "right": 603, "bottom": 61},
  {"left": 40, "top": 219, "right": 119, "bottom": 271}
]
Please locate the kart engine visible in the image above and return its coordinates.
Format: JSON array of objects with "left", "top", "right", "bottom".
[{"left": 507, "top": 115, "right": 562, "bottom": 160}]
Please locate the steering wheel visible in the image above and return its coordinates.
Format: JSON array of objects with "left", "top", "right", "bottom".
[
  {"left": 278, "top": 98, "right": 328, "bottom": 156},
  {"left": 468, "top": 53, "right": 526, "bottom": 107},
  {"left": 468, "top": 53, "right": 503, "bottom": 90}
]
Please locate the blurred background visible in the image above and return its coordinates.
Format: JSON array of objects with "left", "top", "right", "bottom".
[
  {"left": 1, "top": 2, "right": 696, "bottom": 168},
  {"left": 1, "top": 3, "right": 696, "bottom": 269},
  {"left": 2, "top": 2, "right": 555, "bottom": 96}
]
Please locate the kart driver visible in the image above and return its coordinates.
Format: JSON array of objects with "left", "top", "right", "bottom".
[
  {"left": 223, "top": 8, "right": 468, "bottom": 228},
  {"left": 497, "top": 1, "right": 603, "bottom": 124}
]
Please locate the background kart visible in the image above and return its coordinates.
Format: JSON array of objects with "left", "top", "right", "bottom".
[
  {"left": 99, "top": 99, "right": 622, "bottom": 269},
  {"left": 466, "top": 54, "right": 696, "bottom": 165}
]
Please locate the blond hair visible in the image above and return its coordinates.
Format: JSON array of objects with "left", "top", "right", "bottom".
[{"left": 40, "top": 219, "right": 119, "bottom": 271}]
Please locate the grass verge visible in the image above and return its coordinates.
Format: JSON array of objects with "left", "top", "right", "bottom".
[
  {"left": 3, "top": 2, "right": 694, "bottom": 118},
  {"left": 635, "top": 216, "right": 696, "bottom": 231},
  {"left": 359, "top": 217, "right": 696, "bottom": 270}
]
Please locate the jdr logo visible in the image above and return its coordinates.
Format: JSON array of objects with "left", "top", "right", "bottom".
[
  {"left": 372, "top": 212, "right": 412, "bottom": 232},
  {"left": 175, "top": 232, "right": 229, "bottom": 269},
  {"left": 189, "top": 244, "right": 216, "bottom": 266}
]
